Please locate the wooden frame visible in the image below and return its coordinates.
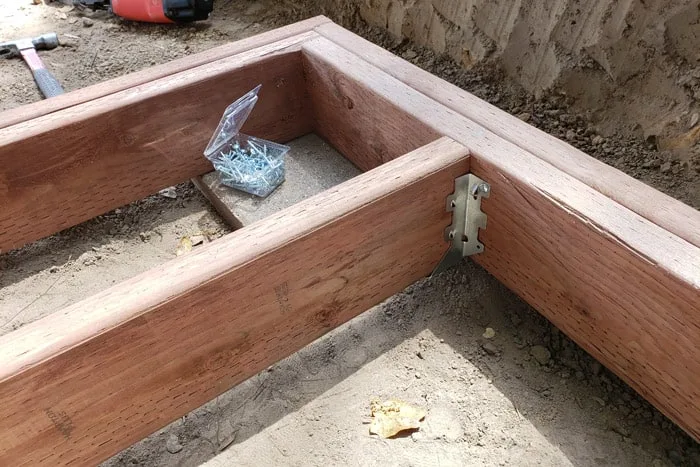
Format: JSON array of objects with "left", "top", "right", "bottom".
[{"left": 0, "top": 18, "right": 698, "bottom": 465}]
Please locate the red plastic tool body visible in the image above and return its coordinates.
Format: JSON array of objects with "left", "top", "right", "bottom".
[{"left": 111, "top": 0, "right": 173, "bottom": 23}]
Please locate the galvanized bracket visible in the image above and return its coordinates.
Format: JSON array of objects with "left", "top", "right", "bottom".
[{"left": 431, "top": 174, "right": 490, "bottom": 276}]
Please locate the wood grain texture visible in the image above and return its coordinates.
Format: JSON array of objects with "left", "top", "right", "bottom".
[
  {"left": 0, "top": 137, "right": 469, "bottom": 465},
  {"left": 0, "top": 16, "right": 330, "bottom": 130},
  {"left": 315, "top": 22, "right": 700, "bottom": 248},
  {"left": 0, "top": 33, "right": 315, "bottom": 253},
  {"left": 303, "top": 49, "right": 439, "bottom": 170},
  {"left": 301, "top": 37, "right": 700, "bottom": 440}
]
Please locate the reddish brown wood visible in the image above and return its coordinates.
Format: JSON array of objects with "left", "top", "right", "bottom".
[
  {"left": 0, "top": 138, "right": 469, "bottom": 465},
  {"left": 301, "top": 36, "right": 700, "bottom": 441},
  {"left": 0, "top": 33, "right": 315, "bottom": 253},
  {"left": 315, "top": 22, "right": 700, "bottom": 249},
  {"left": 304, "top": 54, "right": 439, "bottom": 170},
  {"left": 0, "top": 16, "right": 330, "bottom": 130},
  {"left": 0, "top": 20, "right": 697, "bottom": 465}
]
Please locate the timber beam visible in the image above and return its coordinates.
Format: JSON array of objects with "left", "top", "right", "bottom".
[{"left": 0, "top": 19, "right": 698, "bottom": 465}]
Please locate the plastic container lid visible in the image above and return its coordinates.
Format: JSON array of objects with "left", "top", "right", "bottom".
[{"left": 203, "top": 84, "right": 261, "bottom": 158}]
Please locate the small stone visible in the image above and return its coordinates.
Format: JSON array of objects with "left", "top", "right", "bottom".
[
  {"left": 660, "top": 161, "right": 672, "bottom": 174},
  {"left": 82, "top": 17, "right": 94, "bottom": 27},
  {"left": 49, "top": 266, "right": 59, "bottom": 273},
  {"left": 60, "top": 35, "right": 79, "bottom": 47},
  {"left": 530, "top": 345, "right": 551, "bottom": 365},
  {"left": 516, "top": 112, "right": 531, "bottom": 122},
  {"left": 481, "top": 342, "right": 498, "bottom": 356},
  {"left": 609, "top": 421, "right": 631, "bottom": 437},
  {"left": 416, "top": 351, "right": 424, "bottom": 359},
  {"left": 166, "top": 434, "right": 183, "bottom": 454},
  {"left": 159, "top": 186, "right": 177, "bottom": 199},
  {"left": 139, "top": 232, "right": 150, "bottom": 242},
  {"left": 559, "top": 114, "right": 575, "bottom": 124},
  {"left": 190, "top": 234, "right": 205, "bottom": 246},
  {"left": 80, "top": 252, "right": 95, "bottom": 266},
  {"left": 482, "top": 327, "right": 496, "bottom": 339},
  {"left": 689, "top": 112, "right": 699, "bottom": 128},
  {"left": 592, "top": 396, "right": 606, "bottom": 407},
  {"left": 403, "top": 49, "right": 417, "bottom": 60},
  {"left": 414, "top": 373, "right": 421, "bottom": 379},
  {"left": 592, "top": 135, "right": 604, "bottom": 145},
  {"left": 566, "top": 129, "right": 576, "bottom": 141}
]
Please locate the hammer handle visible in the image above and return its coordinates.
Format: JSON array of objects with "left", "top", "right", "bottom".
[
  {"left": 33, "top": 68, "right": 64, "bottom": 98},
  {"left": 20, "top": 48, "right": 64, "bottom": 98}
]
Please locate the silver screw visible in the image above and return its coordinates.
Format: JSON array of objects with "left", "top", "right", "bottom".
[
  {"left": 472, "top": 182, "right": 490, "bottom": 197},
  {"left": 213, "top": 139, "right": 284, "bottom": 196}
]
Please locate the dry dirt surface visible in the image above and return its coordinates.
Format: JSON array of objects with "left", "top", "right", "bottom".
[
  {"left": 336, "top": 0, "right": 700, "bottom": 162},
  {"left": 1, "top": 1, "right": 699, "bottom": 466}
]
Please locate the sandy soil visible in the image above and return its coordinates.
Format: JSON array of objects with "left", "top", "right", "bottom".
[
  {"left": 345, "top": 0, "right": 700, "bottom": 160},
  {"left": 1, "top": 1, "right": 699, "bottom": 466}
]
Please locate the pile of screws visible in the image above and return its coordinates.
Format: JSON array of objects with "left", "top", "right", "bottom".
[{"left": 212, "top": 138, "right": 286, "bottom": 197}]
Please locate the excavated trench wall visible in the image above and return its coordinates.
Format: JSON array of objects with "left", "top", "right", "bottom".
[{"left": 352, "top": 0, "right": 700, "bottom": 149}]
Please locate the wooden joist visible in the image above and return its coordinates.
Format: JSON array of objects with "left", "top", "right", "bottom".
[
  {"left": 0, "top": 16, "right": 331, "bottom": 130},
  {"left": 313, "top": 23, "right": 700, "bottom": 248},
  {"left": 0, "top": 33, "right": 314, "bottom": 253},
  {"left": 0, "top": 138, "right": 469, "bottom": 465},
  {"left": 300, "top": 36, "right": 700, "bottom": 440},
  {"left": 0, "top": 19, "right": 698, "bottom": 465}
]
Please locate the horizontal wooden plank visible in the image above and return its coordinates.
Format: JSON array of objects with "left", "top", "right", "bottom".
[
  {"left": 0, "top": 16, "right": 330, "bottom": 129},
  {"left": 0, "top": 137, "right": 469, "bottom": 465},
  {"left": 315, "top": 22, "right": 700, "bottom": 248},
  {"left": 300, "top": 37, "right": 700, "bottom": 441},
  {"left": 304, "top": 52, "right": 439, "bottom": 170},
  {"left": 0, "top": 32, "right": 316, "bottom": 253}
]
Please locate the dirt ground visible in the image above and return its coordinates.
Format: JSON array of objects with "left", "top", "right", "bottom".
[
  {"left": 1, "top": 1, "right": 699, "bottom": 466},
  {"left": 328, "top": 0, "right": 700, "bottom": 162}
]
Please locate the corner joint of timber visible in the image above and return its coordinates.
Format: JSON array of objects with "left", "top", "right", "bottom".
[{"left": 432, "top": 174, "right": 490, "bottom": 276}]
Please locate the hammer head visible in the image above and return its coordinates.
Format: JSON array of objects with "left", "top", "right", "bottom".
[{"left": 0, "top": 33, "right": 59, "bottom": 58}]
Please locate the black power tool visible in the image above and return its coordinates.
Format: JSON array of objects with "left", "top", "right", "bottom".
[{"left": 79, "top": 0, "right": 214, "bottom": 23}]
